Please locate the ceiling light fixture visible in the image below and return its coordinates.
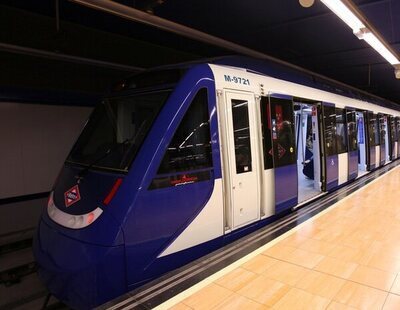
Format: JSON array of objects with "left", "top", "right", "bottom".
[
  {"left": 299, "top": 0, "right": 315, "bottom": 8},
  {"left": 395, "top": 65, "right": 400, "bottom": 80},
  {"left": 320, "top": 0, "right": 400, "bottom": 69},
  {"left": 354, "top": 28, "right": 400, "bottom": 65},
  {"left": 320, "top": 0, "right": 364, "bottom": 31}
]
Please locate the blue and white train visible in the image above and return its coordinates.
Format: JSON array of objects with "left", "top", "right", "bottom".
[{"left": 33, "top": 56, "right": 400, "bottom": 309}]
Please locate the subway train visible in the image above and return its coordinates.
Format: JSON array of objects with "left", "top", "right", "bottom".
[{"left": 33, "top": 56, "right": 400, "bottom": 309}]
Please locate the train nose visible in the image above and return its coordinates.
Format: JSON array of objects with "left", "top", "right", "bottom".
[{"left": 33, "top": 219, "right": 126, "bottom": 309}]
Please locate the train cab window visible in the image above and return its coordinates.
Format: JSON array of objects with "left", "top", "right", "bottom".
[
  {"left": 269, "top": 96, "right": 296, "bottom": 167},
  {"left": 67, "top": 90, "right": 171, "bottom": 171},
  {"left": 157, "top": 88, "right": 213, "bottom": 174},
  {"left": 346, "top": 110, "right": 357, "bottom": 152},
  {"left": 231, "top": 99, "right": 253, "bottom": 174},
  {"left": 260, "top": 96, "right": 273, "bottom": 169},
  {"left": 323, "top": 105, "right": 337, "bottom": 156},
  {"left": 335, "top": 108, "right": 347, "bottom": 154}
]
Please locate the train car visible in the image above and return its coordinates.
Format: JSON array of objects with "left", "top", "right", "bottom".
[{"left": 33, "top": 56, "right": 400, "bottom": 309}]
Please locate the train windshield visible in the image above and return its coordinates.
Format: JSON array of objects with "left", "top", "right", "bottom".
[{"left": 67, "top": 90, "right": 171, "bottom": 171}]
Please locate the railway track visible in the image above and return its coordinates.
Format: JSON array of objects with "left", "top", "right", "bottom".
[{"left": 0, "top": 235, "right": 68, "bottom": 310}]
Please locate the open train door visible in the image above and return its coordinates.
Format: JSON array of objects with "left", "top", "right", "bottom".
[
  {"left": 395, "top": 117, "right": 400, "bottom": 158},
  {"left": 389, "top": 116, "right": 397, "bottom": 160},
  {"left": 356, "top": 110, "right": 368, "bottom": 175},
  {"left": 269, "top": 94, "right": 297, "bottom": 213},
  {"left": 378, "top": 114, "right": 388, "bottom": 166},
  {"left": 367, "top": 111, "right": 379, "bottom": 170},
  {"left": 397, "top": 117, "right": 400, "bottom": 159},
  {"left": 346, "top": 108, "right": 358, "bottom": 180}
]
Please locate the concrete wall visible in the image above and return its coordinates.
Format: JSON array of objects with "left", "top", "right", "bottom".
[{"left": 0, "top": 102, "right": 92, "bottom": 199}]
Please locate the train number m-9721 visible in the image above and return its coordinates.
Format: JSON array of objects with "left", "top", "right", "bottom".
[{"left": 224, "top": 74, "right": 250, "bottom": 86}]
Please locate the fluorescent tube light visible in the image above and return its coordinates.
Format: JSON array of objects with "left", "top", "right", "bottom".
[
  {"left": 354, "top": 28, "right": 400, "bottom": 65},
  {"left": 362, "top": 32, "right": 400, "bottom": 65},
  {"left": 320, "top": 0, "right": 364, "bottom": 31},
  {"left": 321, "top": 0, "right": 400, "bottom": 67}
]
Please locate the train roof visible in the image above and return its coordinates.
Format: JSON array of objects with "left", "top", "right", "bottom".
[
  {"left": 121, "top": 55, "right": 400, "bottom": 112},
  {"left": 213, "top": 56, "right": 399, "bottom": 112}
]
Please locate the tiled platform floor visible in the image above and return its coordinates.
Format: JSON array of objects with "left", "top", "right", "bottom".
[{"left": 162, "top": 166, "right": 400, "bottom": 309}]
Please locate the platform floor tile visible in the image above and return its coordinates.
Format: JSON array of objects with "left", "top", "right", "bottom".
[{"left": 163, "top": 166, "right": 400, "bottom": 309}]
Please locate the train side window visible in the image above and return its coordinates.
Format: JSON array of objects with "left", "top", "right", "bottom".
[
  {"left": 231, "top": 99, "right": 253, "bottom": 174},
  {"left": 335, "top": 108, "right": 347, "bottom": 154},
  {"left": 270, "top": 96, "right": 296, "bottom": 167},
  {"left": 260, "top": 96, "right": 274, "bottom": 169},
  {"left": 157, "top": 88, "right": 213, "bottom": 174},
  {"left": 323, "top": 105, "right": 337, "bottom": 156},
  {"left": 346, "top": 110, "right": 357, "bottom": 152}
]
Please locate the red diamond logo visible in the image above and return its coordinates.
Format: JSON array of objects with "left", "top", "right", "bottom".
[{"left": 64, "top": 185, "right": 81, "bottom": 207}]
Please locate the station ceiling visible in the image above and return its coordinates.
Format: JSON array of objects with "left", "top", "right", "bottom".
[{"left": 1, "top": 0, "right": 399, "bottom": 106}]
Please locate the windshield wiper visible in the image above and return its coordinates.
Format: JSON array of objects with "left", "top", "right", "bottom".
[
  {"left": 75, "top": 138, "right": 130, "bottom": 182},
  {"left": 74, "top": 120, "right": 149, "bottom": 181}
]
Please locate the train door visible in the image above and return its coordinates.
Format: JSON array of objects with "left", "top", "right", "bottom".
[
  {"left": 384, "top": 115, "right": 390, "bottom": 162},
  {"left": 335, "top": 107, "right": 349, "bottom": 186},
  {"left": 356, "top": 111, "right": 368, "bottom": 175},
  {"left": 293, "top": 100, "right": 323, "bottom": 203},
  {"left": 222, "top": 91, "right": 260, "bottom": 230},
  {"left": 367, "top": 112, "right": 379, "bottom": 170},
  {"left": 270, "top": 95, "right": 297, "bottom": 213},
  {"left": 389, "top": 116, "right": 397, "bottom": 160},
  {"left": 378, "top": 114, "right": 388, "bottom": 166},
  {"left": 397, "top": 117, "right": 400, "bottom": 159},
  {"left": 259, "top": 96, "right": 276, "bottom": 219},
  {"left": 321, "top": 103, "right": 338, "bottom": 190},
  {"left": 346, "top": 109, "right": 358, "bottom": 180}
]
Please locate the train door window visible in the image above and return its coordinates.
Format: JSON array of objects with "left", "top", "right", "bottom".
[
  {"left": 156, "top": 88, "right": 213, "bottom": 175},
  {"left": 323, "top": 105, "right": 337, "bottom": 156},
  {"left": 260, "top": 96, "right": 273, "bottom": 169},
  {"left": 335, "top": 108, "right": 347, "bottom": 154},
  {"left": 231, "top": 99, "right": 253, "bottom": 173},
  {"left": 270, "top": 97, "right": 296, "bottom": 167},
  {"left": 346, "top": 110, "right": 357, "bottom": 152}
]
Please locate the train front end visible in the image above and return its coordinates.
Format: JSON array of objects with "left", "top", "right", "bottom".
[
  {"left": 33, "top": 71, "right": 181, "bottom": 309},
  {"left": 33, "top": 65, "right": 219, "bottom": 309}
]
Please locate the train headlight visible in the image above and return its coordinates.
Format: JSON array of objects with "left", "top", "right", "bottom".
[{"left": 46, "top": 191, "right": 103, "bottom": 229}]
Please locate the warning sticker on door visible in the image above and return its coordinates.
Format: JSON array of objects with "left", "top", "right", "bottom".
[
  {"left": 278, "top": 143, "right": 286, "bottom": 159},
  {"left": 64, "top": 185, "right": 81, "bottom": 207}
]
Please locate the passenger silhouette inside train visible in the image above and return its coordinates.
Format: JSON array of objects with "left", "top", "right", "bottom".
[{"left": 302, "top": 134, "right": 314, "bottom": 180}]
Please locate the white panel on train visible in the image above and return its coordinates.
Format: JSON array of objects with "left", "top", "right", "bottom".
[
  {"left": 158, "top": 180, "right": 224, "bottom": 257},
  {"left": 223, "top": 91, "right": 260, "bottom": 230},
  {"left": 338, "top": 153, "right": 348, "bottom": 185}
]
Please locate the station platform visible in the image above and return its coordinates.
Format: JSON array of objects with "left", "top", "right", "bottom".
[{"left": 102, "top": 162, "right": 400, "bottom": 310}]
